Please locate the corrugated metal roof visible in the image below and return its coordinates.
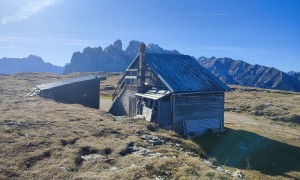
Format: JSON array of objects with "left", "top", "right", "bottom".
[
  {"left": 36, "top": 75, "right": 106, "bottom": 90},
  {"left": 135, "top": 88, "right": 171, "bottom": 100},
  {"left": 145, "top": 53, "right": 230, "bottom": 93}
]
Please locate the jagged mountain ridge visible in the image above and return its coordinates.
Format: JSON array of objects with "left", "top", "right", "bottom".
[
  {"left": 198, "top": 57, "right": 300, "bottom": 92},
  {"left": 1, "top": 40, "right": 298, "bottom": 92},
  {"left": 0, "top": 55, "right": 63, "bottom": 74},
  {"left": 63, "top": 39, "right": 300, "bottom": 92},
  {"left": 63, "top": 40, "right": 180, "bottom": 74}
]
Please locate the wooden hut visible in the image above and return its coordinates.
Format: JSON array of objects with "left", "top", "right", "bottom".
[{"left": 109, "top": 44, "right": 230, "bottom": 135}]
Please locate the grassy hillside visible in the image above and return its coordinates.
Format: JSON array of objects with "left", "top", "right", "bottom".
[
  {"left": 0, "top": 73, "right": 229, "bottom": 179},
  {"left": 0, "top": 73, "right": 299, "bottom": 179},
  {"left": 226, "top": 85, "right": 300, "bottom": 124}
]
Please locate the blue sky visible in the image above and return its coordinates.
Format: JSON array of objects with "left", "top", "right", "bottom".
[{"left": 0, "top": 0, "right": 299, "bottom": 72}]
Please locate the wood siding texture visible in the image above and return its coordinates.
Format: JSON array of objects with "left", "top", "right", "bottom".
[
  {"left": 109, "top": 86, "right": 137, "bottom": 116},
  {"left": 173, "top": 92, "right": 224, "bottom": 135},
  {"left": 158, "top": 98, "right": 172, "bottom": 129}
]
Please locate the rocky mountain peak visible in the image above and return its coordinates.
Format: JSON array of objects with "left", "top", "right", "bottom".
[
  {"left": 146, "top": 43, "right": 180, "bottom": 55},
  {"left": 146, "top": 43, "right": 164, "bottom": 53},
  {"left": 113, "top": 39, "right": 122, "bottom": 51},
  {"left": 26, "top": 55, "right": 44, "bottom": 63},
  {"left": 125, "top": 40, "right": 144, "bottom": 59}
]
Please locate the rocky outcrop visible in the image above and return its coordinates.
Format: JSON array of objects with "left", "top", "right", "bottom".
[
  {"left": 0, "top": 55, "right": 63, "bottom": 74},
  {"left": 125, "top": 40, "right": 143, "bottom": 59},
  {"left": 198, "top": 57, "right": 300, "bottom": 92},
  {"left": 146, "top": 43, "right": 180, "bottom": 55}
]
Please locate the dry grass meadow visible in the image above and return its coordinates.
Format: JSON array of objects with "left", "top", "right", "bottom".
[{"left": 0, "top": 72, "right": 300, "bottom": 180}]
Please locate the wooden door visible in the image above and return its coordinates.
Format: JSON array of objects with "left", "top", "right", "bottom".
[{"left": 128, "top": 95, "right": 136, "bottom": 117}]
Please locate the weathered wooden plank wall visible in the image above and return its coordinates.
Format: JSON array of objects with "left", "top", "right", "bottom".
[
  {"left": 158, "top": 98, "right": 172, "bottom": 129},
  {"left": 173, "top": 92, "right": 224, "bottom": 134},
  {"left": 109, "top": 86, "right": 137, "bottom": 116}
]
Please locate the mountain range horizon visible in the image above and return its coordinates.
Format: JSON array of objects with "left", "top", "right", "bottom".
[{"left": 1, "top": 39, "right": 300, "bottom": 92}]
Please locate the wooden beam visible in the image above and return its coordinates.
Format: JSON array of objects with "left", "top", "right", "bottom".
[
  {"left": 125, "top": 76, "right": 137, "bottom": 79},
  {"left": 126, "top": 69, "right": 138, "bottom": 71}
]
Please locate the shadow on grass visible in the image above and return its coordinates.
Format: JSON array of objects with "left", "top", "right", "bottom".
[{"left": 193, "top": 128, "right": 300, "bottom": 177}]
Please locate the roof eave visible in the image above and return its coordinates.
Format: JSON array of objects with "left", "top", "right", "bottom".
[{"left": 172, "top": 90, "right": 227, "bottom": 95}]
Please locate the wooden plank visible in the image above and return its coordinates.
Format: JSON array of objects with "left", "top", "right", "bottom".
[
  {"left": 126, "top": 69, "right": 138, "bottom": 71},
  {"left": 125, "top": 76, "right": 137, "bottom": 79}
]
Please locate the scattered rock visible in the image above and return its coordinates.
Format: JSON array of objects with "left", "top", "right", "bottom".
[
  {"left": 75, "top": 146, "right": 101, "bottom": 166},
  {"left": 145, "top": 152, "right": 163, "bottom": 159},
  {"left": 216, "top": 166, "right": 225, "bottom": 172},
  {"left": 140, "top": 134, "right": 165, "bottom": 146},
  {"left": 132, "top": 146, "right": 150, "bottom": 156},
  {"left": 59, "top": 166, "right": 67, "bottom": 172},
  {"left": 203, "top": 159, "right": 213, "bottom": 166},
  {"left": 81, "top": 154, "right": 103, "bottom": 160},
  {"left": 185, "top": 151, "right": 198, "bottom": 157},
  {"left": 154, "top": 175, "right": 165, "bottom": 180},
  {"left": 233, "top": 170, "right": 244, "bottom": 180},
  {"left": 110, "top": 166, "right": 122, "bottom": 172},
  {"left": 225, "top": 170, "right": 232, "bottom": 175}
]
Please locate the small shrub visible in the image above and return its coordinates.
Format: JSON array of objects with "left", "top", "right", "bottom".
[
  {"left": 206, "top": 172, "right": 215, "bottom": 179},
  {"left": 102, "top": 147, "right": 112, "bottom": 155},
  {"left": 119, "top": 142, "right": 134, "bottom": 156},
  {"left": 146, "top": 123, "right": 159, "bottom": 132},
  {"left": 74, "top": 156, "right": 83, "bottom": 166},
  {"left": 78, "top": 146, "right": 99, "bottom": 156},
  {"left": 60, "top": 138, "right": 79, "bottom": 146},
  {"left": 24, "top": 150, "right": 51, "bottom": 169}
]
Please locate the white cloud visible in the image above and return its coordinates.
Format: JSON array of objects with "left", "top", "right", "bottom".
[{"left": 1, "top": 0, "right": 58, "bottom": 25}]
